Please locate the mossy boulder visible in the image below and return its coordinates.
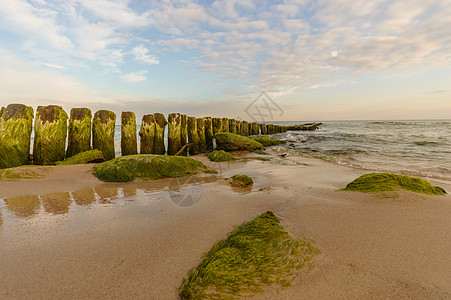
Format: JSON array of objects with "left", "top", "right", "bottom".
[
  {"left": 0, "top": 104, "right": 34, "bottom": 169},
  {"left": 179, "top": 211, "right": 319, "bottom": 299},
  {"left": 231, "top": 174, "right": 253, "bottom": 187},
  {"left": 250, "top": 135, "right": 286, "bottom": 146},
  {"left": 215, "top": 132, "right": 264, "bottom": 151},
  {"left": 92, "top": 154, "right": 214, "bottom": 182},
  {"left": 344, "top": 173, "right": 447, "bottom": 195},
  {"left": 92, "top": 110, "right": 116, "bottom": 161},
  {"left": 208, "top": 150, "right": 237, "bottom": 162},
  {"left": 33, "top": 105, "right": 68, "bottom": 165},
  {"left": 66, "top": 108, "right": 92, "bottom": 158},
  {"left": 56, "top": 149, "right": 104, "bottom": 165}
]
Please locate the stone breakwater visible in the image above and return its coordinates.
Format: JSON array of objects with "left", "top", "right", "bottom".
[{"left": 0, "top": 103, "right": 321, "bottom": 168}]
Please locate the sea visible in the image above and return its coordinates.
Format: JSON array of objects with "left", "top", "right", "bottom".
[{"left": 113, "top": 120, "right": 451, "bottom": 181}]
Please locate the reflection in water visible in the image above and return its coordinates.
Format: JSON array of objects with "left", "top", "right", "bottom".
[
  {"left": 3, "top": 195, "right": 40, "bottom": 218},
  {"left": 95, "top": 185, "right": 120, "bottom": 204},
  {"left": 41, "top": 192, "right": 72, "bottom": 214},
  {"left": 72, "top": 188, "right": 96, "bottom": 206}
]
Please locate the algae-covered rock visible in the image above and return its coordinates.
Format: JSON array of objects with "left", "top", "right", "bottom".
[
  {"left": 179, "top": 211, "right": 319, "bottom": 299},
  {"left": 196, "top": 117, "right": 207, "bottom": 153},
  {"left": 212, "top": 117, "right": 222, "bottom": 134},
  {"left": 121, "top": 111, "right": 138, "bottom": 156},
  {"left": 168, "top": 113, "right": 182, "bottom": 155},
  {"left": 215, "top": 132, "right": 264, "bottom": 151},
  {"left": 231, "top": 174, "right": 253, "bottom": 187},
  {"left": 187, "top": 116, "right": 201, "bottom": 155},
  {"left": 92, "top": 110, "right": 116, "bottom": 161},
  {"left": 208, "top": 150, "right": 237, "bottom": 162},
  {"left": 92, "top": 154, "right": 214, "bottom": 182},
  {"left": 344, "top": 173, "right": 447, "bottom": 195},
  {"left": 56, "top": 149, "right": 104, "bottom": 165},
  {"left": 66, "top": 108, "right": 91, "bottom": 158},
  {"left": 139, "top": 114, "right": 156, "bottom": 154},
  {"left": 33, "top": 105, "right": 68, "bottom": 165},
  {"left": 0, "top": 104, "right": 34, "bottom": 169},
  {"left": 204, "top": 117, "right": 214, "bottom": 150},
  {"left": 250, "top": 135, "right": 286, "bottom": 146}
]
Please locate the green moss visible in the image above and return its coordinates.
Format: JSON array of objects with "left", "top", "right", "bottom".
[
  {"left": 242, "top": 121, "right": 249, "bottom": 136},
  {"left": 231, "top": 174, "right": 253, "bottom": 188},
  {"left": 33, "top": 105, "right": 68, "bottom": 165},
  {"left": 221, "top": 118, "right": 229, "bottom": 133},
  {"left": 208, "top": 150, "right": 238, "bottom": 162},
  {"left": 0, "top": 168, "right": 43, "bottom": 180},
  {"left": 168, "top": 113, "right": 182, "bottom": 155},
  {"left": 92, "top": 110, "right": 116, "bottom": 161},
  {"left": 66, "top": 108, "right": 92, "bottom": 158},
  {"left": 212, "top": 117, "right": 223, "bottom": 134},
  {"left": 215, "top": 132, "right": 264, "bottom": 151},
  {"left": 344, "top": 173, "right": 447, "bottom": 195},
  {"left": 248, "top": 157, "right": 272, "bottom": 161},
  {"left": 250, "top": 135, "right": 286, "bottom": 146},
  {"left": 121, "top": 111, "right": 138, "bottom": 156},
  {"left": 56, "top": 149, "right": 104, "bottom": 165},
  {"left": 0, "top": 104, "right": 34, "bottom": 169},
  {"left": 179, "top": 211, "right": 319, "bottom": 299},
  {"left": 92, "top": 154, "right": 215, "bottom": 182}
]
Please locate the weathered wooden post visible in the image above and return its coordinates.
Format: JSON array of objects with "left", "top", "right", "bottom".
[
  {"left": 139, "top": 114, "right": 155, "bottom": 154},
  {"left": 260, "top": 123, "right": 267, "bottom": 135},
  {"left": 212, "top": 117, "right": 222, "bottom": 134},
  {"left": 66, "top": 108, "right": 91, "bottom": 158},
  {"left": 204, "top": 117, "right": 214, "bottom": 150},
  {"left": 197, "top": 117, "right": 207, "bottom": 153},
  {"left": 242, "top": 121, "right": 249, "bottom": 136},
  {"left": 121, "top": 111, "right": 137, "bottom": 156},
  {"left": 248, "top": 122, "right": 253, "bottom": 135},
  {"left": 236, "top": 120, "right": 242, "bottom": 135},
  {"left": 167, "top": 113, "right": 182, "bottom": 155},
  {"left": 0, "top": 104, "right": 34, "bottom": 168},
  {"left": 229, "top": 119, "right": 237, "bottom": 134},
  {"left": 253, "top": 123, "right": 260, "bottom": 135},
  {"left": 179, "top": 114, "right": 188, "bottom": 156},
  {"left": 187, "top": 116, "right": 200, "bottom": 155},
  {"left": 92, "top": 110, "right": 116, "bottom": 161},
  {"left": 221, "top": 118, "right": 229, "bottom": 132},
  {"left": 154, "top": 113, "right": 167, "bottom": 155},
  {"left": 33, "top": 105, "right": 68, "bottom": 165}
]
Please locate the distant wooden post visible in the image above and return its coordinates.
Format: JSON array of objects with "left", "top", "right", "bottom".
[
  {"left": 253, "top": 123, "right": 260, "bottom": 135},
  {"left": 121, "top": 111, "right": 137, "bottom": 156},
  {"left": 154, "top": 113, "right": 167, "bottom": 155},
  {"left": 67, "top": 108, "right": 91, "bottom": 158},
  {"left": 139, "top": 114, "right": 155, "bottom": 154},
  {"left": 212, "top": 117, "right": 222, "bottom": 134},
  {"left": 92, "top": 110, "right": 116, "bottom": 161},
  {"left": 242, "top": 121, "right": 249, "bottom": 136},
  {"left": 221, "top": 118, "right": 229, "bottom": 132},
  {"left": 197, "top": 117, "right": 207, "bottom": 153},
  {"left": 248, "top": 122, "right": 253, "bottom": 135},
  {"left": 236, "top": 120, "right": 242, "bottom": 135},
  {"left": 228, "top": 119, "right": 236, "bottom": 134},
  {"left": 33, "top": 105, "right": 68, "bottom": 165},
  {"left": 167, "top": 113, "right": 182, "bottom": 155},
  {"left": 260, "top": 123, "right": 267, "bottom": 135},
  {"left": 180, "top": 114, "right": 188, "bottom": 156},
  {"left": 204, "top": 117, "right": 214, "bottom": 150},
  {"left": 187, "top": 116, "right": 200, "bottom": 155},
  {"left": 0, "top": 104, "right": 34, "bottom": 168}
]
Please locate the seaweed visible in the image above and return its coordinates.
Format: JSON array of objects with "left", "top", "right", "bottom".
[
  {"left": 56, "top": 149, "right": 104, "bottom": 165},
  {"left": 208, "top": 150, "right": 238, "bottom": 162},
  {"left": 92, "top": 110, "right": 116, "bottom": 161},
  {"left": 231, "top": 174, "right": 253, "bottom": 188},
  {"left": 215, "top": 132, "right": 264, "bottom": 151},
  {"left": 66, "top": 108, "right": 92, "bottom": 158}
]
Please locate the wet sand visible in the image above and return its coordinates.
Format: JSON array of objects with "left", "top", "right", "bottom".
[{"left": 0, "top": 152, "right": 450, "bottom": 299}]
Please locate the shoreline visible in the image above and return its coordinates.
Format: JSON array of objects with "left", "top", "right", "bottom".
[{"left": 1, "top": 151, "right": 450, "bottom": 299}]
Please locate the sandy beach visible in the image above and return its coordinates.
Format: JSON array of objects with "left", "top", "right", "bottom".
[{"left": 1, "top": 151, "right": 450, "bottom": 299}]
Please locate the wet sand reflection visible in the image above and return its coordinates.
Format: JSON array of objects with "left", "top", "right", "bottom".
[
  {"left": 3, "top": 195, "right": 40, "bottom": 218},
  {"left": 41, "top": 192, "right": 72, "bottom": 214}
]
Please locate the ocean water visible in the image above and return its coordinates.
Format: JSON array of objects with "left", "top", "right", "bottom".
[{"left": 112, "top": 120, "right": 450, "bottom": 181}]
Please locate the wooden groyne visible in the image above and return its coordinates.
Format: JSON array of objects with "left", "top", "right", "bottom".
[{"left": 0, "top": 103, "right": 322, "bottom": 168}]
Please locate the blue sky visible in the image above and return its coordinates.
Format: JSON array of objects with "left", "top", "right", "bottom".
[{"left": 0, "top": 0, "right": 450, "bottom": 121}]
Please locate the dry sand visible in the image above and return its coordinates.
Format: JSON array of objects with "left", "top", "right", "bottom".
[{"left": 0, "top": 151, "right": 450, "bottom": 299}]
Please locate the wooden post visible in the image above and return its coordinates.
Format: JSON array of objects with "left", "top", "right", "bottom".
[
  {"left": 67, "top": 108, "right": 91, "bottom": 158},
  {"left": 0, "top": 104, "right": 34, "bottom": 168},
  {"left": 260, "top": 123, "right": 267, "bottom": 135},
  {"left": 187, "top": 116, "right": 200, "bottom": 155},
  {"left": 204, "top": 117, "right": 214, "bottom": 150},
  {"left": 92, "top": 110, "right": 116, "bottom": 161},
  {"left": 33, "top": 105, "right": 68, "bottom": 165},
  {"left": 242, "top": 121, "right": 249, "bottom": 136},
  {"left": 121, "top": 111, "right": 137, "bottom": 156},
  {"left": 180, "top": 114, "right": 188, "bottom": 156},
  {"left": 154, "top": 113, "right": 167, "bottom": 155},
  {"left": 212, "top": 117, "right": 222, "bottom": 134},
  {"left": 221, "top": 118, "right": 229, "bottom": 132},
  {"left": 197, "top": 117, "right": 207, "bottom": 153},
  {"left": 139, "top": 114, "right": 155, "bottom": 154},
  {"left": 236, "top": 120, "right": 242, "bottom": 135},
  {"left": 167, "top": 113, "right": 182, "bottom": 155}
]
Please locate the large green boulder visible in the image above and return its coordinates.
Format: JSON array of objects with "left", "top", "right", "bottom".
[
  {"left": 92, "top": 154, "right": 215, "bottom": 182},
  {"left": 215, "top": 132, "right": 264, "bottom": 151},
  {"left": 208, "top": 150, "right": 237, "bottom": 162}
]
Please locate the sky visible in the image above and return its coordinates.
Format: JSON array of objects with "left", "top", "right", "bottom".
[{"left": 0, "top": 0, "right": 450, "bottom": 122}]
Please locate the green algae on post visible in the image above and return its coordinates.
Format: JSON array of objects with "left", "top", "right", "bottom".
[
  {"left": 188, "top": 116, "right": 201, "bottom": 155},
  {"left": 56, "top": 149, "right": 104, "bottom": 165},
  {"left": 212, "top": 117, "right": 222, "bottom": 134},
  {"left": 208, "top": 150, "right": 237, "bottom": 162},
  {"left": 154, "top": 113, "right": 167, "bottom": 155},
  {"left": 33, "top": 105, "right": 68, "bottom": 165},
  {"left": 121, "top": 111, "right": 138, "bottom": 156},
  {"left": 179, "top": 211, "right": 319, "bottom": 299},
  {"left": 92, "top": 154, "right": 214, "bottom": 182},
  {"left": 196, "top": 117, "right": 207, "bottom": 153},
  {"left": 344, "top": 173, "right": 447, "bottom": 195},
  {"left": 215, "top": 132, "right": 264, "bottom": 151},
  {"left": 204, "top": 117, "right": 214, "bottom": 150},
  {"left": 231, "top": 174, "right": 253, "bottom": 187},
  {"left": 260, "top": 123, "right": 267, "bottom": 135},
  {"left": 242, "top": 121, "right": 249, "bottom": 136},
  {"left": 0, "top": 104, "right": 34, "bottom": 169},
  {"left": 250, "top": 135, "right": 287, "bottom": 146},
  {"left": 92, "top": 110, "right": 116, "bottom": 161},
  {"left": 139, "top": 114, "right": 156, "bottom": 154},
  {"left": 179, "top": 114, "right": 188, "bottom": 156},
  {"left": 168, "top": 113, "right": 182, "bottom": 155},
  {"left": 66, "top": 108, "right": 92, "bottom": 158},
  {"left": 221, "top": 117, "right": 229, "bottom": 133}
]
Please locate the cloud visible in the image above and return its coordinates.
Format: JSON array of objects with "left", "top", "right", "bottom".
[
  {"left": 131, "top": 45, "right": 159, "bottom": 64},
  {"left": 121, "top": 70, "right": 147, "bottom": 82}
]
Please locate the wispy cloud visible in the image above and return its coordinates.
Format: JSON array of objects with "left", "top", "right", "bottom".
[
  {"left": 121, "top": 70, "right": 147, "bottom": 82},
  {"left": 131, "top": 45, "right": 159, "bottom": 64}
]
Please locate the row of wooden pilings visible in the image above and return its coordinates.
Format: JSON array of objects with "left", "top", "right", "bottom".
[{"left": 0, "top": 104, "right": 290, "bottom": 169}]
